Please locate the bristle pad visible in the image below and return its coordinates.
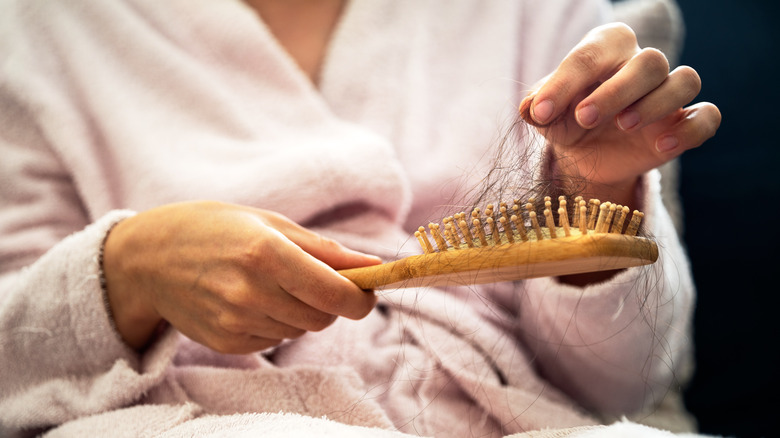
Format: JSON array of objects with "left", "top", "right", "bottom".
[{"left": 415, "top": 196, "right": 645, "bottom": 252}]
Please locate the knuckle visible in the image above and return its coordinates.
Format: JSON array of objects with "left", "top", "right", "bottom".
[
  {"left": 239, "top": 233, "right": 275, "bottom": 267},
  {"left": 317, "top": 235, "right": 342, "bottom": 253},
  {"left": 306, "top": 312, "right": 338, "bottom": 331},
  {"left": 264, "top": 209, "right": 295, "bottom": 227},
  {"left": 234, "top": 246, "right": 259, "bottom": 270},
  {"left": 214, "top": 311, "right": 246, "bottom": 335},
  {"left": 675, "top": 66, "right": 702, "bottom": 98},
  {"left": 570, "top": 44, "right": 603, "bottom": 74},
  {"left": 218, "top": 279, "right": 255, "bottom": 309},
  {"left": 638, "top": 48, "right": 670, "bottom": 74},
  {"left": 608, "top": 22, "right": 638, "bottom": 45},
  {"left": 287, "top": 327, "right": 308, "bottom": 339}
]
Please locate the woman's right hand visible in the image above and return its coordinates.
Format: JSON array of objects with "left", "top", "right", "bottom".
[{"left": 102, "top": 201, "right": 381, "bottom": 354}]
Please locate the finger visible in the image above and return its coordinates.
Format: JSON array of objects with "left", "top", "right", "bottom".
[
  {"left": 170, "top": 311, "right": 289, "bottom": 355},
  {"left": 249, "top": 285, "right": 340, "bottom": 332},
  {"left": 214, "top": 300, "right": 312, "bottom": 339},
  {"left": 296, "top": 233, "right": 382, "bottom": 271},
  {"left": 616, "top": 66, "right": 701, "bottom": 132},
  {"left": 576, "top": 47, "right": 670, "bottom": 129},
  {"left": 530, "top": 23, "right": 639, "bottom": 125},
  {"left": 237, "top": 210, "right": 378, "bottom": 319},
  {"left": 266, "top": 234, "right": 378, "bottom": 320},
  {"left": 261, "top": 210, "right": 382, "bottom": 270},
  {"left": 269, "top": 304, "right": 338, "bottom": 332},
  {"left": 217, "top": 268, "right": 343, "bottom": 332},
  {"left": 654, "top": 102, "right": 722, "bottom": 157},
  {"left": 209, "top": 333, "right": 286, "bottom": 355}
]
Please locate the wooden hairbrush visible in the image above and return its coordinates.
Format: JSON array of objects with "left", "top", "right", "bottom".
[{"left": 338, "top": 196, "right": 658, "bottom": 290}]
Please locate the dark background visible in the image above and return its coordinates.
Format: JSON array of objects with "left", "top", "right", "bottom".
[{"left": 675, "top": 1, "right": 779, "bottom": 437}]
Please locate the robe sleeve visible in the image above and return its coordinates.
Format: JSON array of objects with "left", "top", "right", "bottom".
[
  {"left": 511, "top": 0, "right": 694, "bottom": 417},
  {"left": 516, "top": 169, "right": 695, "bottom": 417},
  {"left": 0, "top": 76, "right": 174, "bottom": 432}
]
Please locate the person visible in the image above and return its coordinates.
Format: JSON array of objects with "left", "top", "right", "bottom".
[{"left": 0, "top": 0, "right": 720, "bottom": 436}]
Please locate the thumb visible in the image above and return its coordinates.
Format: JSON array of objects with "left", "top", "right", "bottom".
[
  {"left": 298, "top": 233, "right": 382, "bottom": 270},
  {"left": 253, "top": 209, "right": 382, "bottom": 270}
]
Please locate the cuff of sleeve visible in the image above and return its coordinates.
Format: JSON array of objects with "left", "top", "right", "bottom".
[
  {"left": 66, "top": 210, "right": 140, "bottom": 371},
  {"left": 0, "top": 210, "right": 184, "bottom": 428}
]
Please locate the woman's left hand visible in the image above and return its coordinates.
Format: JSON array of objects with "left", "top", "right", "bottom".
[{"left": 519, "top": 23, "right": 721, "bottom": 206}]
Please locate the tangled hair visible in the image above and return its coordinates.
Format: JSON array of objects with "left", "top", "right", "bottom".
[
  {"left": 437, "top": 107, "right": 644, "bottom": 239},
  {"left": 366, "top": 108, "right": 686, "bottom": 434}
]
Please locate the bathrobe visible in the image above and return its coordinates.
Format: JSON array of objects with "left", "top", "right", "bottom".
[{"left": 0, "top": 0, "right": 696, "bottom": 436}]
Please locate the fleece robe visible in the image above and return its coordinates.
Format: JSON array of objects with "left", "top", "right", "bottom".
[{"left": 0, "top": 0, "right": 695, "bottom": 436}]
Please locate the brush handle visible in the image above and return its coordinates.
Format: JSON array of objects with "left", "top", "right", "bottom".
[{"left": 338, "top": 233, "right": 658, "bottom": 290}]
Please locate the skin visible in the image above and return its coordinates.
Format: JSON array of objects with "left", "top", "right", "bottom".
[
  {"left": 244, "top": 0, "right": 346, "bottom": 85},
  {"left": 521, "top": 23, "right": 721, "bottom": 286},
  {"left": 521, "top": 23, "right": 721, "bottom": 208},
  {"left": 104, "top": 202, "right": 381, "bottom": 352},
  {"left": 104, "top": 7, "right": 721, "bottom": 352}
]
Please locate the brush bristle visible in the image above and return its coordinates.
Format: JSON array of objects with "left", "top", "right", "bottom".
[{"left": 416, "top": 196, "right": 645, "bottom": 254}]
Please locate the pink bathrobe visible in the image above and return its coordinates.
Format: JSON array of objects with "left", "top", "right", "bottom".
[{"left": 0, "top": 0, "right": 695, "bottom": 436}]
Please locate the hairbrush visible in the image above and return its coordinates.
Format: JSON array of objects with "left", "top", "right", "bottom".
[{"left": 338, "top": 196, "right": 658, "bottom": 290}]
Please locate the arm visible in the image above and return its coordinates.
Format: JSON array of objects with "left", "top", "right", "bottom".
[
  {"left": 0, "top": 100, "right": 379, "bottom": 431},
  {"left": 515, "top": 23, "right": 719, "bottom": 416},
  {"left": 0, "top": 155, "right": 146, "bottom": 429},
  {"left": 0, "top": 179, "right": 380, "bottom": 432},
  {"left": 517, "top": 169, "right": 695, "bottom": 416},
  {"left": 521, "top": 22, "right": 719, "bottom": 287}
]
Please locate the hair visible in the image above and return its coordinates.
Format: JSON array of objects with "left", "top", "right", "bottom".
[{"left": 343, "top": 109, "right": 686, "bottom": 436}]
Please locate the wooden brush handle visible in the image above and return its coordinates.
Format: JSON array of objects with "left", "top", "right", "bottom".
[{"left": 338, "top": 233, "right": 658, "bottom": 290}]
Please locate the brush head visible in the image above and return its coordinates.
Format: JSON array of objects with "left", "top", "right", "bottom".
[
  {"left": 415, "top": 196, "right": 646, "bottom": 254},
  {"left": 339, "top": 195, "right": 658, "bottom": 290}
]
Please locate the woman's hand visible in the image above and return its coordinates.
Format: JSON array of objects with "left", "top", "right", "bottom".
[
  {"left": 102, "top": 201, "right": 381, "bottom": 354},
  {"left": 519, "top": 23, "right": 721, "bottom": 206}
]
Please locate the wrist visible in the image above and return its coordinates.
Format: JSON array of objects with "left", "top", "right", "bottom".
[
  {"left": 580, "top": 177, "right": 640, "bottom": 211},
  {"left": 102, "top": 217, "right": 162, "bottom": 350},
  {"left": 544, "top": 146, "right": 641, "bottom": 208},
  {"left": 544, "top": 147, "right": 644, "bottom": 287}
]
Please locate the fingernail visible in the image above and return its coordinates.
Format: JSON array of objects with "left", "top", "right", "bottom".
[
  {"left": 617, "top": 110, "right": 640, "bottom": 131},
  {"left": 532, "top": 99, "right": 554, "bottom": 124},
  {"left": 576, "top": 104, "right": 599, "bottom": 128},
  {"left": 656, "top": 135, "right": 679, "bottom": 152}
]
